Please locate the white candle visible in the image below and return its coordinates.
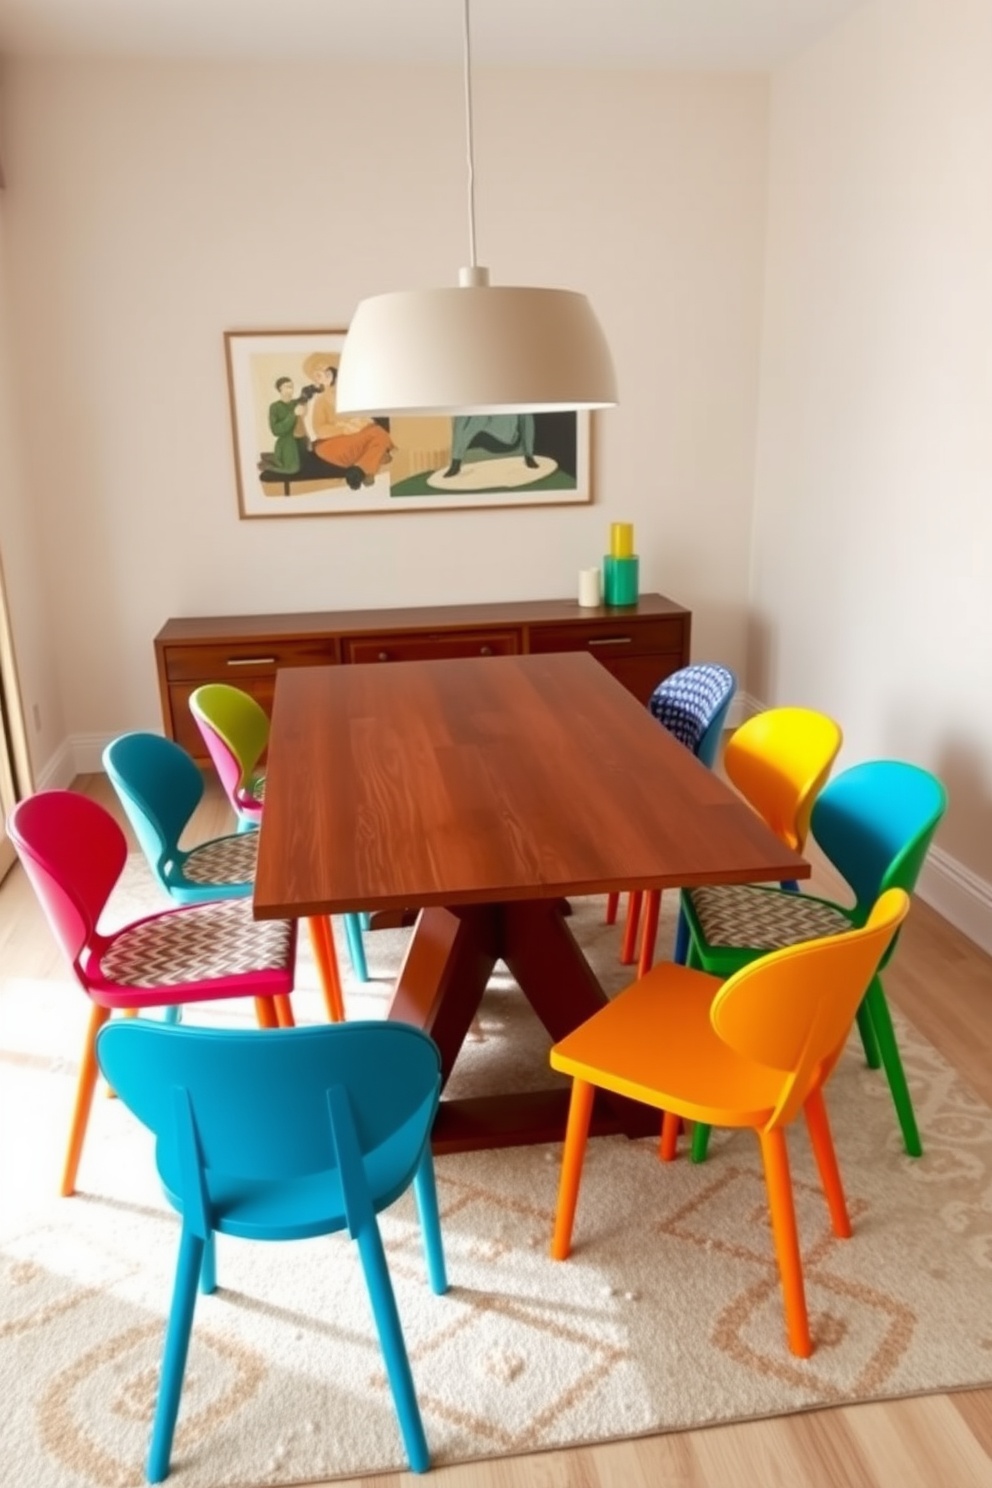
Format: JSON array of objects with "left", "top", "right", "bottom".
[{"left": 578, "top": 567, "right": 601, "bottom": 608}]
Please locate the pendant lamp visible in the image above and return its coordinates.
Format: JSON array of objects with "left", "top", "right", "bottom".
[{"left": 335, "top": 0, "right": 617, "bottom": 417}]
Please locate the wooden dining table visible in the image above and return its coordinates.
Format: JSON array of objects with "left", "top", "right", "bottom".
[{"left": 253, "top": 651, "right": 809, "bottom": 1152}]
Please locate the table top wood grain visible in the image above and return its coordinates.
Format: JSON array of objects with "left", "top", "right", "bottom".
[{"left": 253, "top": 651, "right": 809, "bottom": 920}]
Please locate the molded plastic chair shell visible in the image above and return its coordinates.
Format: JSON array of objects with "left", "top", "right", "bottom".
[
  {"left": 681, "top": 760, "right": 947, "bottom": 1159},
  {"left": 96, "top": 1018, "right": 447, "bottom": 1480},
  {"left": 187, "top": 688, "right": 369, "bottom": 985},
  {"left": 550, "top": 888, "right": 909, "bottom": 1359},
  {"left": 104, "top": 732, "right": 255, "bottom": 905},
  {"left": 7, "top": 789, "right": 297, "bottom": 1196},
  {"left": 189, "top": 682, "right": 269, "bottom": 829},
  {"left": 723, "top": 706, "right": 843, "bottom": 854}
]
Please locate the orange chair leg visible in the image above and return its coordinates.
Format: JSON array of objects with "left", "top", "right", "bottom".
[
  {"left": 804, "top": 1089, "right": 852, "bottom": 1238},
  {"left": 274, "top": 995, "right": 296, "bottom": 1028},
  {"left": 758, "top": 1127, "right": 812, "bottom": 1358},
  {"left": 307, "top": 916, "right": 346, "bottom": 1023},
  {"left": 551, "top": 1079, "right": 596, "bottom": 1260},
  {"left": 605, "top": 892, "right": 620, "bottom": 926},
  {"left": 254, "top": 996, "right": 279, "bottom": 1029},
  {"left": 619, "top": 892, "right": 642, "bottom": 965},
  {"left": 659, "top": 1109, "right": 680, "bottom": 1162},
  {"left": 62, "top": 1003, "right": 111, "bottom": 1197},
  {"left": 638, "top": 889, "right": 662, "bottom": 979}
]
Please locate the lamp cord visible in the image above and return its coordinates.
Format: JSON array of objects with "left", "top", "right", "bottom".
[{"left": 462, "top": 0, "right": 477, "bottom": 269}]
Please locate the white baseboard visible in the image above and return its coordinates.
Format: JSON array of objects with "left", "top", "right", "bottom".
[
  {"left": 918, "top": 847, "right": 992, "bottom": 960},
  {"left": 33, "top": 737, "right": 78, "bottom": 790}
]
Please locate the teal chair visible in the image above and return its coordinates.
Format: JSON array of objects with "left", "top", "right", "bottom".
[
  {"left": 103, "top": 732, "right": 369, "bottom": 983},
  {"left": 680, "top": 760, "right": 947, "bottom": 1162},
  {"left": 96, "top": 1018, "right": 447, "bottom": 1481}
]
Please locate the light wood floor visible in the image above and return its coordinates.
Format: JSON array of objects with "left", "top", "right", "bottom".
[{"left": 2, "top": 773, "right": 991, "bottom": 1488}]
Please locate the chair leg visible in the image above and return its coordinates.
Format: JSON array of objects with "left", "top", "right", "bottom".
[
  {"left": 355, "top": 1222, "right": 430, "bottom": 1473},
  {"left": 863, "top": 975, "right": 923, "bottom": 1156},
  {"left": 306, "top": 916, "right": 346, "bottom": 1023},
  {"left": 659, "top": 1109, "right": 680, "bottom": 1162},
  {"left": 147, "top": 1227, "right": 205, "bottom": 1484},
  {"left": 758, "top": 1127, "right": 811, "bottom": 1358},
  {"left": 690, "top": 1122, "right": 712, "bottom": 1163},
  {"left": 343, "top": 912, "right": 369, "bottom": 983},
  {"left": 412, "top": 1147, "right": 448, "bottom": 1295},
  {"left": 803, "top": 1089, "right": 851, "bottom": 1238},
  {"left": 199, "top": 1232, "right": 218, "bottom": 1295},
  {"left": 855, "top": 999, "right": 881, "bottom": 1069},
  {"left": 605, "top": 892, "right": 619, "bottom": 925},
  {"left": 551, "top": 1078, "right": 595, "bottom": 1260},
  {"left": 638, "top": 890, "right": 662, "bottom": 979},
  {"left": 620, "top": 892, "right": 642, "bottom": 965},
  {"left": 273, "top": 994, "right": 295, "bottom": 1027},
  {"left": 360, "top": 912, "right": 372, "bottom": 932},
  {"left": 62, "top": 1003, "right": 111, "bottom": 1197},
  {"left": 254, "top": 997, "right": 279, "bottom": 1029},
  {"left": 673, "top": 906, "right": 690, "bottom": 966}
]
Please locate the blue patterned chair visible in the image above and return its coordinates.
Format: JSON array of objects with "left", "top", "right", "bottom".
[{"left": 606, "top": 663, "right": 737, "bottom": 975}]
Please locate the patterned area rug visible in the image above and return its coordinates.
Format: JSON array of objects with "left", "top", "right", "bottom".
[{"left": 3, "top": 864, "right": 992, "bottom": 1488}]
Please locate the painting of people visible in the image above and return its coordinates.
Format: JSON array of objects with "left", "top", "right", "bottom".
[{"left": 226, "top": 330, "right": 591, "bottom": 518}]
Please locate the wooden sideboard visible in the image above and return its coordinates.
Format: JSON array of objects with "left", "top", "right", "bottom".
[{"left": 154, "top": 593, "right": 692, "bottom": 763}]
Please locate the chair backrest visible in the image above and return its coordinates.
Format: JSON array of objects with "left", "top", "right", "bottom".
[
  {"left": 810, "top": 760, "right": 947, "bottom": 921},
  {"left": 7, "top": 790, "right": 125, "bottom": 973},
  {"left": 189, "top": 683, "right": 269, "bottom": 810},
  {"left": 648, "top": 664, "right": 737, "bottom": 764},
  {"left": 103, "top": 732, "right": 204, "bottom": 880},
  {"left": 710, "top": 887, "right": 910, "bottom": 1129},
  {"left": 724, "top": 707, "right": 843, "bottom": 851},
  {"left": 96, "top": 1020, "right": 442, "bottom": 1214}
]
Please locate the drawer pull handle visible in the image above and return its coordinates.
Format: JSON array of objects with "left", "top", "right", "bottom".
[
  {"left": 378, "top": 650, "right": 391, "bottom": 662},
  {"left": 588, "top": 636, "right": 633, "bottom": 647},
  {"left": 480, "top": 645, "right": 493, "bottom": 656},
  {"left": 226, "top": 656, "right": 277, "bottom": 666}
]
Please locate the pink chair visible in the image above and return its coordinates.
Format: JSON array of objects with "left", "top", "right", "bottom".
[{"left": 7, "top": 789, "right": 299, "bottom": 1197}]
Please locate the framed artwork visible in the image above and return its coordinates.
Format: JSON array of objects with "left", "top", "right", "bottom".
[{"left": 225, "top": 329, "right": 592, "bottom": 518}]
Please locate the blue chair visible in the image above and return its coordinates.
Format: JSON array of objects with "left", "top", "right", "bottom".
[
  {"left": 95, "top": 1018, "right": 447, "bottom": 1481},
  {"left": 103, "top": 731, "right": 369, "bottom": 988},
  {"left": 607, "top": 663, "right": 737, "bottom": 976},
  {"left": 680, "top": 759, "right": 947, "bottom": 1161}
]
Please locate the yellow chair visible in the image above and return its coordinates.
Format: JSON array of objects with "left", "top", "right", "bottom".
[
  {"left": 549, "top": 888, "right": 909, "bottom": 1359},
  {"left": 667, "top": 706, "right": 843, "bottom": 981},
  {"left": 722, "top": 706, "right": 844, "bottom": 856}
]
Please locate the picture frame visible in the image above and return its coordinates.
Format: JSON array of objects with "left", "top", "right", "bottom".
[{"left": 224, "top": 329, "right": 592, "bottom": 518}]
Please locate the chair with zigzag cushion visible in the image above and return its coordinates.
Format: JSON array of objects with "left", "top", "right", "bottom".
[
  {"left": 96, "top": 1017, "right": 447, "bottom": 1480},
  {"left": 102, "top": 731, "right": 355, "bottom": 1023},
  {"left": 606, "top": 662, "right": 737, "bottom": 977},
  {"left": 680, "top": 759, "right": 947, "bottom": 1162},
  {"left": 7, "top": 789, "right": 299, "bottom": 1196}
]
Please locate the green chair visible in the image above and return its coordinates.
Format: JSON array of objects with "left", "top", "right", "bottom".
[{"left": 680, "top": 759, "right": 946, "bottom": 1162}]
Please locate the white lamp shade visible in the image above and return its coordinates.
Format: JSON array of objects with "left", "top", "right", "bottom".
[{"left": 335, "top": 282, "right": 618, "bottom": 417}]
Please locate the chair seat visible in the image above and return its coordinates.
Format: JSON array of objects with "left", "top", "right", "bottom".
[
  {"left": 158, "top": 1113, "right": 433, "bottom": 1242},
  {"left": 98, "top": 899, "right": 293, "bottom": 991},
  {"left": 551, "top": 963, "right": 781, "bottom": 1128},
  {"left": 182, "top": 831, "right": 258, "bottom": 886},
  {"left": 686, "top": 882, "right": 851, "bottom": 951}
]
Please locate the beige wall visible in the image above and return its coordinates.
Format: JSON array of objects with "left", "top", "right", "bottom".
[
  {"left": 0, "top": 208, "right": 63, "bottom": 776},
  {"left": 752, "top": 0, "right": 992, "bottom": 895},
  {"left": 0, "top": 59, "right": 768, "bottom": 761}
]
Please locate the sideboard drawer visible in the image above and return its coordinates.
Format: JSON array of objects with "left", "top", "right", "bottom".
[
  {"left": 164, "top": 637, "right": 340, "bottom": 682},
  {"left": 528, "top": 617, "right": 686, "bottom": 659},
  {"left": 345, "top": 629, "right": 520, "bottom": 665}
]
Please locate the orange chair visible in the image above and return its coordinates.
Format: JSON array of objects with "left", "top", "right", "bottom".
[{"left": 549, "top": 888, "right": 909, "bottom": 1358}]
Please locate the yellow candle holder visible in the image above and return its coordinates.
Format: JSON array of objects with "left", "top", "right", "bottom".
[{"left": 609, "top": 522, "right": 634, "bottom": 559}]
